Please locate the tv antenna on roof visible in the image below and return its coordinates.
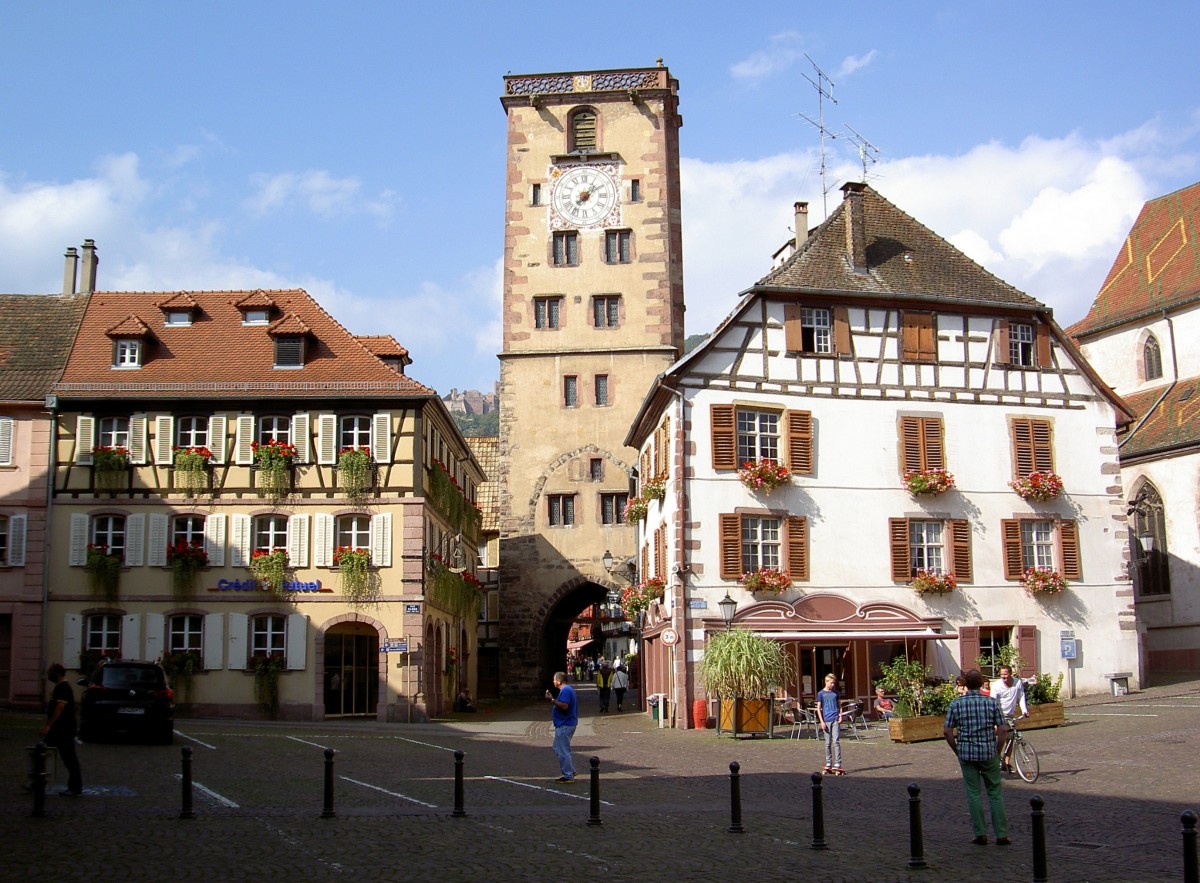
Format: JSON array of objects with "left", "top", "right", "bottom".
[
  {"left": 844, "top": 124, "right": 880, "bottom": 184},
  {"left": 797, "top": 54, "right": 839, "bottom": 216}
]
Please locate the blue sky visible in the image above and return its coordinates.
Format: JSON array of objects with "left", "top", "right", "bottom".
[{"left": 3, "top": 2, "right": 1198, "bottom": 395}]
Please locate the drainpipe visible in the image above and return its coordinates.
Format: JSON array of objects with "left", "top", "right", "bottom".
[
  {"left": 40, "top": 395, "right": 60, "bottom": 688},
  {"left": 662, "top": 382, "right": 691, "bottom": 728}
]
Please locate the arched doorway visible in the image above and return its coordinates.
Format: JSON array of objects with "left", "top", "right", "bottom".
[
  {"left": 541, "top": 580, "right": 619, "bottom": 689},
  {"left": 324, "top": 621, "right": 379, "bottom": 718}
]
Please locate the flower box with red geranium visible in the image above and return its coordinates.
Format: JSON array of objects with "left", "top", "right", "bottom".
[
  {"left": 1010, "top": 471, "right": 1063, "bottom": 502},
  {"left": 738, "top": 459, "right": 791, "bottom": 494},
  {"left": 333, "top": 545, "right": 376, "bottom": 607},
  {"left": 1022, "top": 566, "right": 1067, "bottom": 596},
  {"left": 337, "top": 446, "right": 373, "bottom": 503},
  {"left": 620, "top": 577, "right": 666, "bottom": 618},
  {"left": 173, "top": 445, "right": 213, "bottom": 495},
  {"left": 739, "top": 567, "right": 793, "bottom": 594},
  {"left": 252, "top": 439, "right": 297, "bottom": 501},
  {"left": 93, "top": 445, "right": 130, "bottom": 489},
  {"left": 167, "top": 538, "right": 208, "bottom": 598},
  {"left": 904, "top": 468, "right": 956, "bottom": 496},
  {"left": 85, "top": 543, "right": 122, "bottom": 603},
  {"left": 911, "top": 569, "right": 956, "bottom": 595},
  {"left": 623, "top": 496, "right": 649, "bottom": 522},
  {"left": 642, "top": 471, "right": 668, "bottom": 501},
  {"left": 249, "top": 548, "right": 291, "bottom": 597}
]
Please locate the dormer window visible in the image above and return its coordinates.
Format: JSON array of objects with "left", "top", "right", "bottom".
[
  {"left": 235, "top": 291, "right": 277, "bottom": 325},
  {"left": 164, "top": 311, "right": 192, "bottom": 327},
  {"left": 105, "top": 314, "right": 154, "bottom": 369},
  {"left": 114, "top": 339, "right": 142, "bottom": 368},
  {"left": 244, "top": 309, "right": 270, "bottom": 326},
  {"left": 157, "top": 293, "right": 199, "bottom": 327},
  {"left": 274, "top": 337, "right": 304, "bottom": 368}
]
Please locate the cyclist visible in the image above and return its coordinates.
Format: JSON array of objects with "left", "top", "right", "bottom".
[{"left": 991, "top": 666, "right": 1028, "bottom": 771}]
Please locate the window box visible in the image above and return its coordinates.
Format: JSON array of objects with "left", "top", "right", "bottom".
[
  {"left": 252, "top": 440, "right": 297, "bottom": 502},
  {"left": 333, "top": 546, "right": 377, "bottom": 608},
  {"left": 623, "top": 496, "right": 648, "bottom": 522},
  {"left": 167, "top": 539, "right": 208, "bottom": 599},
  {"left": 93, "top": 445, "right": 130, "bottom": 490},
  {"left": 249, "top": 548, "right": 291, "bottom": 598},
  {"left": 1022, "top": 566, "right": 1068, "bottom": 596},
  {"left": 642, "top": 471, "right": 667, "bottom": 501},
  {"left": 1010, "top": 471, "right": 1063, "bottom": 502},
  {"left": 910, "top": 569, "right": 956, "bottom": 595},
  {"left": 738, "top": 458, "right": 791, "bottom": 494},
  {"left": 903, "top": 468, "right": 955, "bottom": 496},
  {"left": 85, "top": 544, "right": 122, "bottom": 604},
  {"left": 173, "top": 445, "right": 212, "bottom": 495},
  {"left": 337, "top": 447, "right": 374, "bottom": 503},
  {"left": 620, "top": 577, "right": 665, "bottom": 618},
  {"left": 739, "top": 567, "right": 793, "bottom": 595}
]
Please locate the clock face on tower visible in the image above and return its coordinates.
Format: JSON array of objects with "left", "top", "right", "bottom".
[{"left": 549, "top": 163, "right": 621, "bottom": 229}]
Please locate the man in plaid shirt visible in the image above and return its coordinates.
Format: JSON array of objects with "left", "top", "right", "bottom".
[{"left": 943, "top": 669, "right": 1011, "bottom": 845}]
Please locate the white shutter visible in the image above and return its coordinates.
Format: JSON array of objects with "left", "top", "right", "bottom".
[
  {"left": 292, "top": 413, "right": 311, "bottom": 463},
  {"left": 230, "top": 514, "right": 251, "bottom": 568},
  {"left": 286, "top": 613, "right": 307, "bottom": 670},
  {"left": 205, "top": 514, "right": 226, "bottom": 568},
  {"left": 129, "top": 413, "right": 148, "bottom": 464},
  {"left": 370, "top": 512, "right": 392, "bottom": 567},
  {"left": 203, "top": 613, "right": 224, "bottom": 669},
  {"left": 69, "top": 514, "right": 89, "bottom": 566},
  {"left": 147, "top": 514, "right": 169, "bottom": 567},
  {"left": 125, "top": 513, "right": 146, "bottom": 567},
  {"left": 234, "top": 415, "right": 254, "bottom": 465},
  {"left": 63, "top": 614, "right": 82, "bottom": 668},
  {"left": 227, "top": 612, "right": 248, "bottom": 670},
  {"left": 313, "top": 513, "right": 334, "bottom": 567},
  {"left": 75, "top": 416, "right": 95, "bottom": 464},
  {"left": 122, "top": 614, "right": 141, "bottom": 659},
  {"left": 371, "top": 412, "right": 391, "bottom": 463},
  {"left": 316, "top": 414, "right": 337, "bottom": 465},
  {"left": 154, "top": 415, "right": 175, "bottom": 465},
  {"left": 287, "top": 514, "right": 310, "bottom": 568},
  {"left": 145, "top": 613, "right": 165, "bottom": 663},
  {"left": 0, "top": 416, "right": 13, "bottom": 465},
  {"left": 208, "top": 415, "right": 228, "bottom": 464},
  {"left": 7, "top": 513, "right": 26, "bottom": 566}
]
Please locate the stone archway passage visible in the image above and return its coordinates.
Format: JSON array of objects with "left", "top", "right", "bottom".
[
  {"left": 540, "top": 581, "right": 615, "bottom": 691},
  {"left": 324, "top": 621, "right": 379, "bottom": 717}
]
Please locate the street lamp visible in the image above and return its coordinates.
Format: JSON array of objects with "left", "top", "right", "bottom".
[
  {"left": 718, "top": 592, "right": 737, "bottom": 630},
  {"left": 602, "top": 549, "right": 636, "bottom": 584}
]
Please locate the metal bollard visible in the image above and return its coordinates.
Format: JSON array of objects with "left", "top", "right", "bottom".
[
  {"left": 31, "top": 742, "right": 47, "bottom": 818},
  {"left": 587, "top": 756, "right": 602, "bottom": 827},
  {"left": 810, "top": 772, "right": 827, "bottom": 850},
  {"left": 907, "top": 783, "right": 926, "bottom": 868},
  {"left": 728, "top": 761, "right": 744, "bottom": 833},
  {"left": 1183, "top": 810, "right": 1198, "bottom": 883},
  {"left": 452, "top": 750, "right": 466, "bottom": 818},
  {"left": 321, "top": 748, "right": 336, "bottom": 819},
  {"left": 179, "top": 746, "right": 196, "bottom": 820},
  {"left": 1031, "top": 795, "right": 1048, "bottom": 883}
]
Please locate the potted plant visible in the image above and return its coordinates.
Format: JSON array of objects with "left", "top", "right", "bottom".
[
  {"left": 904, "top": 468, "right": 955, "bottom": 496},
  {"left": 910, "top": 569, "right": 956, "bottom": 595},
  {"left": 173, "top": 445, "right": 212, "bottom": 495},
  {"left": 333, "top": 545, "right": 377, "bottom": 607},
  {"left": 93, "top": 444, "right": 130, "bottom": 490},
  {"left": 620, "top": 577, "right": 666, "bottom": 619},
  {"left": 740, "top": 567, "right": 792, "bottom": 595},
  {"left": 251, "top": 653, "right": 286, "bottom": 719},
  {"left": 641, "top": 470, "right": 668, "bottom": 501},
  {"left": 84, "top": 543, "right": 122, "bottom": 604},
  {"left": 1010, "top": 470, "right": 1063, "bottom": 502},
  {"left": 167, "top": 539, "right": 208, "bottom": 599},
  {"left": 252, "top": 439, "right": 296, "bottom": 502},
  {"left": 879, "top": 657, "right": 950, "bottom": 742},
  {"left": 738, "top": 459, "right": 791, "bottom": 494},
  {"left": 974, "top": 647, "right": 1067, "bottom": 730},
  {"left": 698, "top": 627, "right": 792, "bottom": 737},
  {"left": 1022, "top": 566, "right": 1067, "bottom": 596},
  {"left": 623, "top": 496, "right": 649, "bottom": 523},
  {"left": 249, "top": 548, "right": 291, "bottom": 598},
  {"left": 160, "top": 649, "right": 203, "bottom": 705},
  {"left": 338, "top": 446, "right": 373, "bottom": 503}
]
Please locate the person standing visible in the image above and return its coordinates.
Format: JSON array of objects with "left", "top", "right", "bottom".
[
  {"left": 991, "top": 665, "right": 1029, "bottom": 772},
  {"left": 943, "top": 668, "right": 1010, "bottom": 846},
  {"left": 596, "top": 662, "right": 613, "bottom": 713},
  {"left": 545, "top": 671, "right": 577, "bottom": 783},
  {"left": 611, "top": 662, "right": 630, "bottom": 712},
  {"left": 40, "top": 663, "right": 82, "bottom": 796},
  {"left": 816, "top": 673, "right": 844, "bottom": 775}
]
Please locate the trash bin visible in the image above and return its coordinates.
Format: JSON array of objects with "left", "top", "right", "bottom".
[{"left": 649, "top": 694, "right": 669, "bottom": 721}]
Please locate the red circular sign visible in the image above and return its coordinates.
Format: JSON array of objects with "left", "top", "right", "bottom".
[{"left": 662, "top": 627, "right": 679, "bottom": 646}]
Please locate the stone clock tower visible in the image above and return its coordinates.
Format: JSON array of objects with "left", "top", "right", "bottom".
[{"left": 497, "top": 65, "right": 684, "bottom": 693}]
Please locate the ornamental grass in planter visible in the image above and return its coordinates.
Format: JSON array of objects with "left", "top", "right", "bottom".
[
  {"left": 85, "top": 543, "right": 122, "bottom": 604},
  {"left": 903, "top": 468, "right": 955, "bottom": 496},
  {"left": 338, "top": 447, "right": 373, "bottom": 503},
  {"left": 699, "top": 628, "right": 792, "bottom": 736},
  {"left": 167, "top": 539, "right": 208, "bottom": 599},
  {"left": 173, "top": 445, "right": 212, "bottom": 495},
  {"left": 620, "top": 577, "right": 665, "bottom": 619},
  {"left": 738, "top": 459, "right": 791, "bottom": 494},
  {"left": 252, "top": 439, "right": 296, "bottom": 502},
  {"left": 252, "top": 653, "right": 286, "bottom": 719},
  {"left": 93, "top": 445, "right": 130, "bottom": 490},
  {"left": 249, "top": 548, "right": 292, "bottom": 599},
  {"left": 1009, "top": 470, "right": 1063, "bottom": 502},
  {"left": 334, "top": 545, "right": 379, "bottom": 608}
]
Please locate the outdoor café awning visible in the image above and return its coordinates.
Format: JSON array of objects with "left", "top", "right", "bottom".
[{"left": 764, "top": 631, "right": 951, "bottom": 642}]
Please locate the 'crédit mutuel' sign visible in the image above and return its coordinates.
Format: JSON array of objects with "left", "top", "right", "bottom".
[{"left": 209, "top": 579, "right": 331, "bottom": 593}]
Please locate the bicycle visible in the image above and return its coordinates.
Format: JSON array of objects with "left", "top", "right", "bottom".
[{"left": 1002, "top": 715, "right": 1039, "bottom": 783}]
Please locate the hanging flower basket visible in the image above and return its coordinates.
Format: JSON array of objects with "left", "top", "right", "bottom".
[
  {"left": 160, "top": 649, "right": 203, "bottom": 705},
  {"left": 911, "top": 569, "right": 957, "bottom": 595},
  {"left": 620, "top": 577, "right": 666, "bottom": 618},
  {"left": 1010, "top": 471, "right": 1063, "bottom": 502},
  {"left": 623, "top": 496, "right": 649, "bottom": 522},
  {"left": 1022, "top": 566, "right": 1068, "bottom": 596},
  {"left": 249, "top": 548, "right": 291, "bottom": 598},
  {"left": 738, "top": 459, "right": 791, "bottom": 494},
  {"left": 251, "top": 653, "right": 286, "bottom": 718},
  {"left": 445, "top": 647, "right": 458, "bottom": 677},
  {"left": 642, "top": 471, "right": 668, "bottom": 501},
  {"left": 167, "top": 539, "right": 208, "bottom": 599},
  {"left": 93, "top": 445, "right": 130, "bottom": 490},
  {"left": 334, "top": 545, "right": 378, "bottom": 608},
  {"left": 739, "top": 567, "right": 792, "bottom": 594},
  {"left": 904, "top": 468, "right": 955, "bottom": 496},
  {"left": 252, "top": 440, "right": 296, "bottom": 502},
  {"left": 338, "top": 447, "right": 373, "bottom": 503},
  {"left": 85, "top": 544, "right": 122, "bottom": 604},
  {"left": 173, "top": 446, "right": 212, "bottom": 495}
]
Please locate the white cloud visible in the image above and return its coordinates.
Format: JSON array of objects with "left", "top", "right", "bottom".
[
  {"left": 837, "top": 50, "right": 878, "bottom": 78},
  {"left": 730, "top": 32, "right": 805, "bottom": 83},
  {"left": 243, "top": 169, "right": 394, "bottom": 220}
]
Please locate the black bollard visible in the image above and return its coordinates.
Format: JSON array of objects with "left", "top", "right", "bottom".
[
  {"left": 907, "top": 783, "right": 926, "bottom": 868},
  {"left": 1031, "top": 795, "right": 1048, "bottom": 883},
  {"left": 587, "top": 756, "right": 602, "bottom": 827},
  {"left": 452, "top": 750, "right": 466, "bottom": 818},
  {"left": 321, "top": 748, "right": 336, "bottom": 819},
  {"left": 179, "top": 746, "right": 196, "bottom": 820},
  {"left": 810, "top": 772, "right": 827, "bottom": 850},
  {"left": 1183, "top": 810, "right": 1198, "bottom": 883},
  {"left": 728, "top": 761, "right": 744, "bottom": 833},
  {"left": 31, "top": 742, "right": 47, "bottom": 818}
]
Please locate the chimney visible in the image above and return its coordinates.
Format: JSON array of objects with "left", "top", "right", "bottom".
[
  {"left": 63, "top": 247, "right": 79, "bottom": 295},
  {"left": 841, "top": 182, "right": 867, "bottom": 273},
  {"left": 793, "top": 201, "right": 810, "bottom": 243},
  {"left": 80, "top": 239, "right": 99, "bottom": 292}
]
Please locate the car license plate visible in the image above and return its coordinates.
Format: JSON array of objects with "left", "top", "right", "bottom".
[{"left": 118, "top": 707, "right": 145, "bottom": 715}]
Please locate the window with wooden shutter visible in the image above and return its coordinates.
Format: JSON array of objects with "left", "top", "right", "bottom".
[
  {"left": 782, "top": 304, "right": 847, "bottom": 355},
  {"left": 888, "top": 519, "right": 912, "bottom": 581},
  {"left": 786, "top": 410, "right": 813, "bottom": 475},
  {"left": 899, "top": 416, "right": 945, "bottom": 474},
  {"left": 1058, "top": 520, "right": 1081, "bottom": 580},
  {"left": 655, "top": 525, "right": 666, "bottom": 579},
  {"left": 719, "top": 513, "right": 742, "bottom": 580},
  {"left": 1010, "top": 418, "right": 1054, "bottom": 478},
  {"left": 711, "top": 404, "right": 737, "bottom": 471},
  {"left": 958, "top": 625, "right": 981, "bottom": 672},
  {"left": 785, "top": 516, "right": 808, "bottom": 581},
  {"left": 1016, "top": 625, "right": 1038, "bottom": 678},
  {"left": 569, "top": 108, "right": 597, "bottom": 152},
  {"left": 901, "top": 313, "right": 937, "bottom": 361},
  {"left": 1001, "top": 519, "right": 1024, "bottom": 579},
  {"left": 950, "top": 519, "right": 973, "bottom": 583},
  {"left": 832, "top": 306, "right": 851, "bottom": 354}
]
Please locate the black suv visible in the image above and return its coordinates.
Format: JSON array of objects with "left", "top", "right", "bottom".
[{"left": 78, "top": 660, "right": 175, "bottom": 745}]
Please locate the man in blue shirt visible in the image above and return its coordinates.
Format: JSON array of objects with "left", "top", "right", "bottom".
[
  {"left": 944, "top": 669, "right": 1010, "bottom": 845},
  {"left": 816, "top": 673, "right": 844, "bottom": 774},
  {"left": 546, "top": 671, "right": 578, "bottom": 783}
]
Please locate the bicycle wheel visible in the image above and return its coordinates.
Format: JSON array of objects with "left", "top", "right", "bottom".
[{"left": 1013, "top": 737, "right": 1039, "bottom": 783}]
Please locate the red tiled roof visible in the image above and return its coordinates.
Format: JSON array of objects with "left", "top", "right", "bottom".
[
  {"left": 0, "top": 293, "right": 88, "bottom": 402},
  {"left": 234, "top": 290, "right": 277, "bottom": 309},
  {"left": 155, "top": 292, "right": 198, "bottom": 310},
  {"left": 105, "top": 314, "right": 154, "bottom": 338},
  {"left": 1069, "top": 182, "right": 1200, "bottom": 339},
  {"left": 1118, "top": 377, "right": 1200, "bottom": 460},
  {"left": 465, "top": 435, "right": 500, "bottom": 532},
  {"left": 56, "top": 289, "right": 435, "bottom": 399},
  {"left": 267, "top": 312, "right": 311, "bottom": 336},
  {"left": 357, "top": 335, "right": 409, "bottom": 358}
]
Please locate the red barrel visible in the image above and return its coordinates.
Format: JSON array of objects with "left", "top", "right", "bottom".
[{"left": 693, "top": 698, "right": 708, "bottom": 729}]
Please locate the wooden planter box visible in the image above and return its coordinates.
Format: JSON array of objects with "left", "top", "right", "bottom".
[
  {"left": 1022, "top": 701, "right": 1065, "bottom": 730},
  {"left": 716, "top": 697, "right": 776, "bottom": 737},
  {"left": 888, "top": 701, "right": 1065, "bottom": 743}
]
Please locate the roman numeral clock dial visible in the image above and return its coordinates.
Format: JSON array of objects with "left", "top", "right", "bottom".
[{"left": 550, "top": 164, "right": 620, "bottom": 229}]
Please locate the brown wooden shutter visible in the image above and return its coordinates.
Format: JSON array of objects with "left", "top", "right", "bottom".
[
  {"left": 950, "top": 519, "right": 973, "bottom": 583},
  {"left": 1031, "top": 420, "right": 1054, "bottom": 473},
  {"left": 785, "top": 516, "right": 808, "bottom": 581},
  {"left": 1001, "top": 519, "right": 1024, "bottom": 579},
  {"left": 719, "top": 513, "right": 742, "bottom": 580},
  {"left": 996, "top": 320, "right": 1011, "bottom": 365},
  {"left": 958, "top": 625, "right": 981, "bottom": 672},
  {"left": 640, "top": 448, "right": 652, "bottom": 485},
  {"left": 655, "top": 525, "right": 666, "bottom": 579},
  {"left": 784, "top": 303, "right": 802, "bottom": 352},
  {"left": 889, "top": 518, "right": 911, "bottom": 581},
  {"left": 1058, "top": 520, "right": 1081, "bottom": 580},
  {"left": 786, "top": 410, "right": 813, "bottom": 475},
  {"left": 1035, "top": 323, "right": 1052, "bottom": 368},
  {"left": 832, "top": 306, "right": 851, "bottom": 354},
  {"left": 1016, "top": 625, "right": 1038, "bottom": 678},
  {"left": 902, "top": 313, "right": 935, "bottom": 361},
  {"left": 640, "top": 545, "right": 648, "bottom": 583},
  {"left": 1011, "top": 419, "right": 1034, "bottom": 478},
  {"left": 919, "top": 316, "right": 936, "bottom": 360},
  {"left": 711, "top": 404, "right": 737, "bottom": 470},
  {"left": 900, "top": 417, "right": 922, "bottom": 473},
  {"left": 923, "top": 418, "right": 945, "bottom": 470}
]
